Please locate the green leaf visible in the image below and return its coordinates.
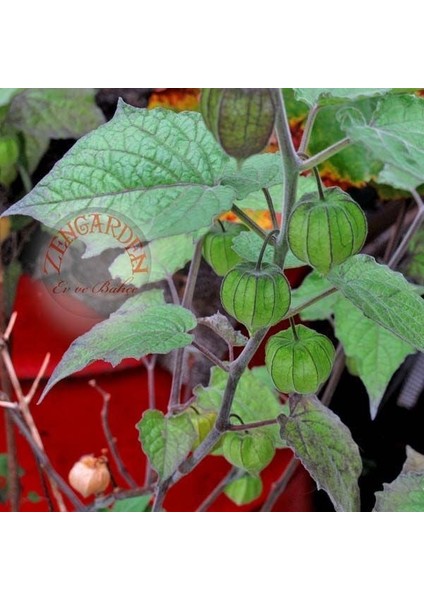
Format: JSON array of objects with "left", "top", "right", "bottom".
[
  {"left": 3, "top": 103, "right": 236, "bottom": 241},
  {"left": 338, "top": 94, "right": 424, "bottom": 191},
  {"left": 7, "top": 88, "right": 105, "bottom": 139},
  {"left": 137, "top": 410, "right": 197, "bottom": 481},
  {"left": 194, "top": 367, "right": 287, "bottom": 449},
  {"left": 112, "top": 495, "right": 151, "bottom": 512},
  {"left": 23, "top": 133, "right": 50, "bottom": 174},
  {"left": 374, "top": 473, "right": 424, "bottom": 511},
  {"left": 294, "top": 88, "right": 392, "bottom": 107},
  {"left": 197, "top": 312, "right": 248, "bottom": 347},
  {"left": 404, "top": 228, "right": 424, "bottom": 285},
  {"left": 278, "top": 394, "right": 362, "bottom": 512},
  {"left": 109, "top": 233, "right": 195, "bottom": 286},
  {"left": 374, "top": 449, "right": 424, "bottom": 512},
  {"left": 222, "top": 153, "right": 283, "bottom": 199},
  {"left": 232, "top": 230, "right": 304, "bottom": 269},
  {"left": 308, "top": 99, "right": 382, "bottom": 184},
  {"left": 233, "top": 173, "right": 316, "bottom": 211},
  {"left": 40, "top": 290, "right": 196, "bottom": 400},
  {"left": 327, "top": 254, "right": 424, "bottom": 351},
  {"left": 224, "top": 474, "right": 263, "bottom": 506},
  {"left": 0, "top": 88, "right": 21, "bottom": 108},
  {"left": 333, "top": 297, "right": 415, "bottom": 418},
  {"left": 290, "top": 271, "right": 339, "bottom": 320}
]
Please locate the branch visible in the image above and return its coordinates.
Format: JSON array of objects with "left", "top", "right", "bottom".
[
  {"left": 89, "top": 379, "right": 137, "bottom": 488},
  {"left": 260, "top": 455, "right": 298, "bottom": 512},
  {"left": 285, "top": 287, "right": 338, "bottom": 320},
  {"left": 227, "top": 417, "right": 278, "bottom": 431},
  {"left": 231, "top": 204, "right": 269, "bottom": 240},
  {"left": 7, "top": 405, "right": 87, "bottom": 511},
  {"left": 271, "top": 89, "right": 300, "bottom": 268},
  {"left": 298, "top": 104, "right": 320, "bottom": 155},
  {"left": 196, "top": 467, "right": 239, "bottom": 512},
  {"left": 87, "top": 484, "right": 154, "bottom": 511},
  {"left": 191, "top": 340, "right": 230, "bottom": 372},
  {"left": 300, "top": 138, "right": 351, "bottom": 172},
  {"left": 388, "top": 191, "right": 424, "bottom": 269},
  {"left": 262, "top": 188, "right": 279, "bottom": 230},
  {"left": 168, "top": 238, "right": 203, "bottom": 410}
]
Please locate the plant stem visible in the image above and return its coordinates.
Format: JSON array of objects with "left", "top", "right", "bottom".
[
  {"left": 168, "top": 238, "right": 203, "bottom": 410},
  {"left": 260, "top": 455, "right": 298, "bottom": 512},
  {"left": 152, "top": 327, "right": 268, "bottom": 512},
  {"left": 7, "top": 406, "right": 87, "bottom": 511},
  {"left": 196, "top": 467, "right": 239, "bottom": 512},
  {"left": 320, "top": 345, "right": 345, "bottom": 407},
  {"left": 388, "top": 191, "right": 424, "bottom": 269},
  {"left": 313, "top": 167, "right": 325, "bottom": 200},
  {"left": 271, "top": 89, "right": 300, "bottom": 268},
  {"left": 90, "top": 379, "right": 137, "bottom": 488},
  {"left": 231, "top": 204, "right": 269, "bottom": 240},
  {"left": 191, "top": 340, "right": 230, "bottom": 372},
  {"left": 289, "top": 317, "right": 299, "bottom": 340},
  {"left": 255, "top": 229, "right": 279, "bottom": 270},
  {"left": 298, "top": 104, "right": 320, "bottom": 155},
  {"left": 300, "top": 138, "right": 351, "bottom": 172},
  {"left": 227, "top": 417, "right": 277, "bottom": 431},
  {"left": 262, "top": 188, "right": 279, "bottom": 229},
  {"left": 285, "top": 286, "right": 338, "bottom": 320}
]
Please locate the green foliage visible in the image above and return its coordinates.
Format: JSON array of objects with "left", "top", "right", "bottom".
[
  {"left": 232, "top": 230, "right": 304, "bottom": 269},
  {"left": 308, "top": 98, "right": 382, "bottom": 184},
  {"left": 374, "top": 448, "right": 424, "bottom": 511},
  {"left": 294, "top": 88, "right": 392, "bottom": 107},
  {"left": 290, "top": 271, "right": 339, "bottom": 320},
  {"left": 3, "top": 103, "right": 237, "bottom": 239},
  {"left": 138, "top": 410, "right": 197, "bottom": 481},
  {"left": 0, "top": 88, "right": 105, "bottom": 185},
  {"left": 221, "top": 153, "right": 283, "bottom": 199},
  {"left": 404, "top": 229, "right": 424, "bottom": 284},
  {"left": 333, "top": 298, "right": 415, "bottom": 418},
  {"left": 327, "top": 254, "right": 424, "bottom": 350},
  {"left": 338, "top": 94, "right": 424, "bottom": 191},
  {"left": 279, "top": 395, "right": 362, "bottom": 512},
  {"left": 194, "top": 367, "right": 287, "bottom": 449},
  {"left": 40, "top": 290, "right": 196, "bottom": 400},
  {"left": 224, "top": 474, "right": 263, "bottom": 506}
]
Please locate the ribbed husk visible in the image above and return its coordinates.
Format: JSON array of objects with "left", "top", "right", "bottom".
[
  {"left": 220, "top": 262, "right": 291, "bottom": 333},
  {"left": 202, "top": 222, "right": 247, "bottom": 276},
  {"left": 265, "top": 324, "right": 335, "bottom": 394},
  {"left": 288, "top": 187, "right": 367, "bottom": 275},
  {"left": 200, "top": 89, "right": 276, "bottom": 160},
  {"left": 222, "top": 430, "right": 275, "bottom": 474}
]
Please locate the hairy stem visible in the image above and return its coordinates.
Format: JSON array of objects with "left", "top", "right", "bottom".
[
  {"left": 168, "top": 238, "right": 203, "bottom": 410},
  {"left": 196, "top": 467, "right": 239, "bottom": 512},
  {"left": 298, "top": 104, "right": 320, "bottom": 155},
  {"left": 271, "top": 89, "right": 300, "bottom": 268},
  {"left": 231, "top": 204, "right": 269, "bottom": 240},
  {"left": 262, "top": 188, "right": 279, "bottom": 230},
  {"left": 152, "top": 328, "right": 268, "bottom": 511},
  {"left": 300, "top": 138, "right": 351, "bottom": 172},
  {"left": 260, "top": 456, "right": 298, "bottom": 512}
]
